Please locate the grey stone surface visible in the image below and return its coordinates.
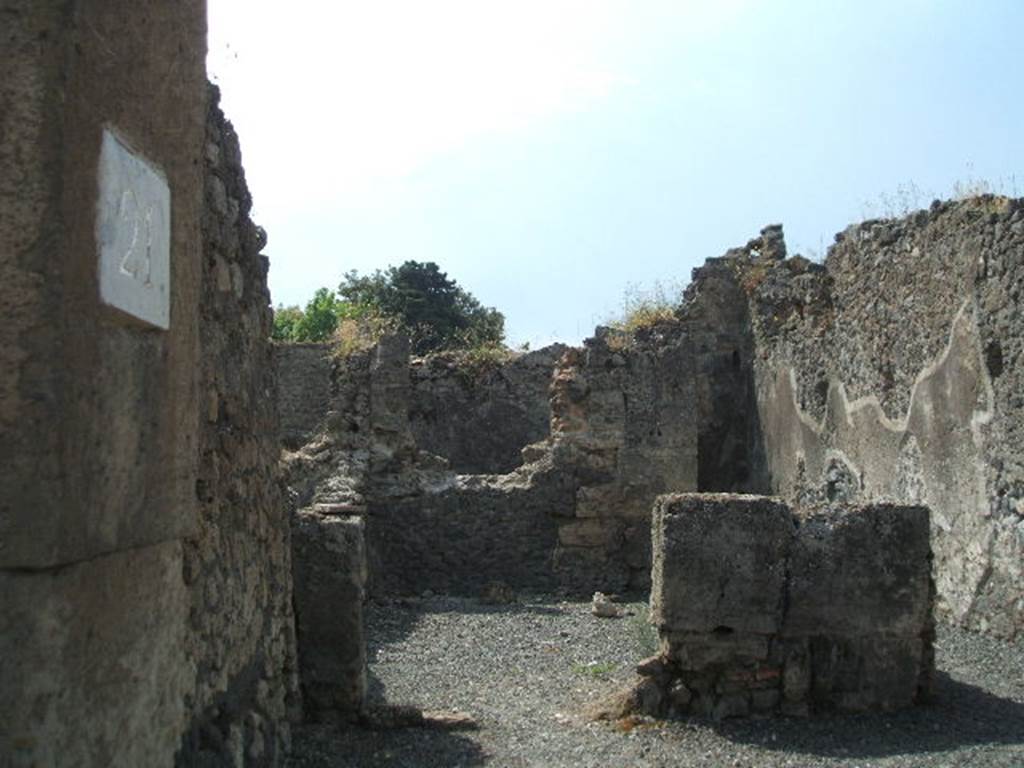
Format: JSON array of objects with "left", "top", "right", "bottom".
[
  {"left": 276, "top": 343, "right": 334, "bottom": 449},
  {"left": 176, "top": 85, "right": 299, "bottom": 767},
  {"left": 0, "top": 0, "right": 204, "bottom": 570},
  {"left": 0, "top": 4, "right": 214, "bottom": 766},
  {"left": 292, "top": 513, "right": 368, "bottom": 722},
  {"left": 651, "top": 494, "right": 793, "bottom": 635},
  {"left": 785, "top": 503, "right": 933, "bottom": 637},
  {"left": 0, "top": 541, "right": 191, "bottom": 767},
  {"left": 721, "top": 199, "right": 1024, "bottom": 638},
  {"left": 547, "top": 327, "right": 698, "bottom": 591},
  {"left": 408, "top": 344, "right": 566, "bottom": 473},
  {"left": 643, "top": 493, "right": 934, "bottom": 718},
  {"left": 364, "top": 460, "right": 569, "bottom": 596}
]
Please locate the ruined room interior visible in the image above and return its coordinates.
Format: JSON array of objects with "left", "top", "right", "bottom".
[{"left": 2, "top": 3, "right": 1023, "bottom": 767}]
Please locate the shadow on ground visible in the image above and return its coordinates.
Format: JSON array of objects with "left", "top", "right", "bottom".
[
  {"left": 710, "top": 672, "right": 1024, "bottom": 759},
  {"left": 289, "top": 722, "right": 487, "bottom": 768}
]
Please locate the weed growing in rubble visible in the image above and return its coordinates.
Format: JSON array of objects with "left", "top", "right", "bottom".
[
  {"left": 859, "top": 172, "right": 1020, "bottom": 222},
  {"left": 630, "top": 604, "right": 659, "bottom": 658},
  {"left": 450, "top": 342, "right": 515, "bottom": 385},
  {"left": 608, "top": 280, "right": 682, "bottom": 336},
  {"left": 331, "top": 311, "right": 400, "bottom": 358},
  {"left": 602, "top": 280, "right": 683, "bottom": 351},
  {"left": 573, "top": 661, "right": 618, "bottom": 678}
]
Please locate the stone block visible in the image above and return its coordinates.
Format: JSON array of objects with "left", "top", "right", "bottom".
[
  {"left": 558, "top": 519, "right": 622, "bottom": 548},
  {"left": 0, "top": 542, "right": 190, "bottom": 767},
  {"left": 651, "top": 493, "right": 793, "bottom": 635},
  {"left": 785, "top": 503, "right": 932, "bottom": 636},
  {"left": 647, "top": 494, "right": 934, "bottom": 718},
  {"left": 291, "top": 512, "right": 367, "bottom": 721}
]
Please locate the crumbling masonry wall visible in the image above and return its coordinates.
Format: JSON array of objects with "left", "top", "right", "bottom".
[
  {"left": 1, "top": 6, "right": 299, "bottom": 762},
  {"left": 639, "top": 493, "right": 934, "bottom": 718},
  {"left": 275, "top": 342, "right": 567, "bottom": 472},
  {"left": 407, "top": 343, "right": 567, "bottom": 473},
  {"left": 176, "top": 86, "right": 299, "bottom": 766},
  {"left": 728, "top": 199, "right": 1024, "bottom": 638},
  {"left": 1, "top": 4, "right": 206, "bottom": 764},
  {"left": 276, "top": 342, "right": 334, "bottom": 449},
  {"left": 546, "top": 328, "right": 697, "bottom": 590},
  {"left": 283, "top": 329, "right": 697, "bottom": 596}
]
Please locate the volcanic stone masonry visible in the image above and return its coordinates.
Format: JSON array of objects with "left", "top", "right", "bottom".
[
  {"left": 278, "top": 194, "right": 1023, "bottom": 642},
  {"left": 3, "top": 3, "right": 1021, "bottom": 762},
  {"left": 633, "top": 493, "right": 935, "bottom": 718},
  {"left": 3, "top": 2, "right": 300, "bottom": 763}
]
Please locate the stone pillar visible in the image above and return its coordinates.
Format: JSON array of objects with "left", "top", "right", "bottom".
[{"left": 291, "top": 512, "right": 368, "bottom": 722}]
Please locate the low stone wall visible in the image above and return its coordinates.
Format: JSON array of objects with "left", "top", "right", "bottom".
[
  {"left": 638, "top": 493, "right": 934, "bottom": 718},
  {"left": 363, "top": 459, "right": 570, "bottom": 596},
  {"left": 284, "top": 325, "right": 698, "bottom": 597},
  {"left": 276, "top": 343, "right": 334, "bottom": 449},
  {"left": 408, "top": 344, "right": 565, "bottom": 473}
]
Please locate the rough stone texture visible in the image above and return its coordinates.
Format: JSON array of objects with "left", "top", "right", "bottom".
[
  {"left": 283, "top": 336, "right": 567, "bottom": 597},
  {"left": 292, "top": 513, "right": 368, "bottom": 722},
  {"left": 675, "top": 254, "right": 767, "bottom": 494},
  {"left": 0, "top": 542, "right": 191, "bottom": 767},
  {"left": 1, "top": 3, "right": 206, "bottom": 765},
  {"left": 650, "top": 494, "right": 792, "bottom": 636},
  {"left": 726, "top": 199, "right": 1024, "bottom": 638},
  {"left": 2, "top": 12, "right": 299, "bottom": 761},
  {"left": 364, "top": 460, "right": 570, "bottom": 596},
  {"left": 546, "top": 328, "right": 698, "bottom": 591},
  {"left": 284, "top": 325, "right": 697, "bottom": 597},
  {"left": 275, "top": 343, "right": 334, "bottom": 449},
  {"left": 175, "top": 86, "right": 299, "bottom": 767},
  {"left": 408, "top": 344, "right": 566, "bottom": 473},
  {"left": 644, "top": 493, "right": 934, "bottom": 718},
  {"left": 0, "top": 0, "right": 204, "bottom": 569}
]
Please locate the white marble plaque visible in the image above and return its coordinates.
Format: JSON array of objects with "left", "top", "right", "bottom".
[{"left": 96, "top": 128, "right": 171, "bottom": 329}]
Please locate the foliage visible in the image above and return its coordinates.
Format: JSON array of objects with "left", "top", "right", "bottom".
[
  {"left": 572, "top": 660, "right": 617, "bottom": 678},
  {"left": 272, "top": 287, "right": 352, "bottom": 342},
  {"left": 338, "top": 261, "right": 505, "bottom": 355},
  {"left": 629, "top": 604, "right": 659, "bottom": 658},
  {"left": 448, "top": 342, "right": 516, "bottom": 386},
  {"left": 605, "top": 280, "right": 682, "bottom": 341},
  {"left": 271, "top": 304, "right": 304, "bottom": 341},
  {"left": 859, "top": 173, "right": 1021, "bottom": 221},
  {"left": 331, "top": 310, "right": 400, "bottom": 358}
]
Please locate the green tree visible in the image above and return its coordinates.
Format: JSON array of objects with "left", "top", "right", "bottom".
[
  {"left": 339, "top": 261, "right": 504, "bottom": 354},
  {"left": 271, "top": 304, "right": 304, "bottom": 341},
  {"left": 294, "top": 287, "right": 347, "bottom": 342}
]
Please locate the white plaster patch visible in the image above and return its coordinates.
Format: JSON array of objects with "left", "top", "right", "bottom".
[{"left": 96, "top": 128, "right": 171, "bottom": 329}]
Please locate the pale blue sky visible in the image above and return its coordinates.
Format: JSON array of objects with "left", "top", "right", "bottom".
[{"left": 208, "top": 1, "right": 1023, "bottom": 347}]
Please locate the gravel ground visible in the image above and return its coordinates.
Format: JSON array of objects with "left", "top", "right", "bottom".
[{"left": 289, "top": 595, "right": 1024, "bottom": 767}]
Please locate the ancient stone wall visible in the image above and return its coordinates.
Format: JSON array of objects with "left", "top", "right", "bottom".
[
  {"left": 638, "top": 493, "right": 934, "bottom": 718},
  {"left": 674, "top": 256, "right": 767, "bottom": 493},
  {"left": 276, "top": 342, "right": 334, "bottom": 449},
  {"left": 733, "top": 199, "right": 1024, "bottom": 638},
  {"left": 176, "top": 86, "right": 299, "bottom": 766},
  {"left": 1, "top": 3, "right": 206, "bottom": 764},
  {"left": 408, "top": 344, "right": 566, "bottom": 473},
  {"left": 1, "top": 7, "right": 301, "bottom": 760},
  {"left": 284, "top": 326, "right": 696, "bottom": 596},
  {"left": 546, "top": 328, "right": 697, "bottom": 591},
  {"left": 291, "top": 512, "right": 368, "bottom": 722}
]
